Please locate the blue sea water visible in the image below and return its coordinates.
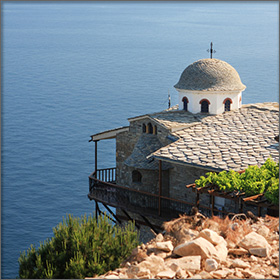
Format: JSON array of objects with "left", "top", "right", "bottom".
[{"left": 1, "top": 1, "right": 278, "bottom": 278}]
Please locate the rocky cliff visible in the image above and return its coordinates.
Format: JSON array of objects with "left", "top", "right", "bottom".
[{"left": 86, "top": 211, "right": 279, "bottom": 279}]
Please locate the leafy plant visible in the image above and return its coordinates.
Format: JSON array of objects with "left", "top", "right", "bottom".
[
  {"left": 195, "top": 158, "right": 279, "bottom": 204},
  {"left": 18, "top": 214, "right": 140, "bottom": 279}
]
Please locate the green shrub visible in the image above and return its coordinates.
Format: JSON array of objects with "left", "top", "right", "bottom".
[{"left": 19, "top": 214, "right": 140, "bottom": 279}]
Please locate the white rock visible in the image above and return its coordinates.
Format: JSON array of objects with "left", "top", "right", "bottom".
[
  {"left": 155, "top": 241, "right": 173, "bottom": 252},
  {"left": 231, "top": 259, "right": 250, "bottom": 269},
  {"left": 138, "top": 254, "right": 165, "bottom": 276},
  {"left": 199, "top": 271, "right": 212, "bottom": 279},
  {"left": 174, "top": 237, "right": 218, "bottom": 260},
  {"left": 211, "top": 269, "right": 229, "bottom": 279},
  {"left": 238, "top": 231, "right": 270, "bottom": 251},
  {"left": 198, "top": 229, "right": 227, "bottom": 246},
  {"left": 156, "top": 269, "right": 176, "bottom": 279},
  {"left": 257, "top": 225, "right": 270, "bottom": 238},
  {"left": 205, "top": 258, "right": 218, "bottom": 272},
  {"left": 215, "top": 242, "right": 228, "bottom": 262},
  {"left": 191, "top": 274, "right": 202, "bottom": 279},
  {"left": 250, "top": 255, "right": 258, "bottom": 262},
  {"left": 155, "top": 233, "right": 164, "bottom": 242},
  {"left": 104, "top": 275, "right": 119, "bottom": 279},
  {"left": 137, "top": 268, "right": 151, "bottom": 279},
  {"left": 166, "top": 255, "right": 201, "bottom": 273}
]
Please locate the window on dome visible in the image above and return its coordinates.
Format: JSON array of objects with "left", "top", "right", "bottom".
[
  {"left": 224, "top": 100, "right": 231, "bottom": 111},
  {"left": 182, "top": 97, "right": 189, "bottom": 111},
  {"left": 132, "top": 170, "right": 142, "bottom": 183},
  {"left": 147, "top": 123, "right": 153, "bottom": 134},
  {"left": 200, "top": 99, "right": 210, "bottom": 113}
]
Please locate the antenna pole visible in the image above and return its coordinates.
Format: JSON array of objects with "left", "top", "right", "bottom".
[{"left": 168, "top": 90, "right": 171, "bottom": 109}]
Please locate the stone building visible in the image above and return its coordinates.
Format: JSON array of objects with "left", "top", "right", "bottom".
[{"left": 88, "top": 58, "right": 279, "bottom": 237}]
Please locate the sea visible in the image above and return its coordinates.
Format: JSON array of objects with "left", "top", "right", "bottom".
[{"left": 1, "top": 1, "right": 278, "bottom": 278}]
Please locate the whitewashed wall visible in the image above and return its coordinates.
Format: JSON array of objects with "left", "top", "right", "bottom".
[{"left": 177, "top": 89, "right": 244, "bottom": 114}]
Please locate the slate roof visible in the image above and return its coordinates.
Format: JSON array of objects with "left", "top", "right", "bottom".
[
  {"left": 148, "top": 103, "right": 279, "bottom": 172},
  {"left": 124, "top": 134, "right": 170, "bottom": 170},
  {"left": 174, "top": 58, "right": 246, "bottom": 92}
]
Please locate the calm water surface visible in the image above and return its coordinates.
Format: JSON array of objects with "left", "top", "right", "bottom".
[{"left": 1, "top": 2, "right": 278, "bottom": 278}]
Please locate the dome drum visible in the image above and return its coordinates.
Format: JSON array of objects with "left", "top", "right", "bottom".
[{"left": 174, "top": 58, "right": 246, "bottom": 114}]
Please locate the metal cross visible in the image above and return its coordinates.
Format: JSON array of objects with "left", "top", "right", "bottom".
[{"left": 207, "top": 42, "right": 216, "bottom": 59}]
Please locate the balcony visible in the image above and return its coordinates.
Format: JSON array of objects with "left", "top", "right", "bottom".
[{"left": 88, "top": 168, "right": 196, "bottom": 220}]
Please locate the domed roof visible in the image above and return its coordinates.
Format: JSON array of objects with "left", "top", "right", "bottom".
[{"left": 174, "top": 58, "right": 246, "bottom": 91}]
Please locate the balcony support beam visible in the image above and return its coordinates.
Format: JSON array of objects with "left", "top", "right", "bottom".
[{"left": 158, "top": 160, "right": 162, "bottom": 216}]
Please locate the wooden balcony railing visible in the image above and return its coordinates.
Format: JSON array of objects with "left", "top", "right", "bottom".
[{"left": 88, "top": 168, "right": 197, "bottom": 220}]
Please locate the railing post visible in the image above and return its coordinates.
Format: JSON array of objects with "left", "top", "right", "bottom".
[
  {"left": 94, "top": 140, "right": 98, "bottom": 178},
  {"left": 158, "top": 160, "right": 162, "bottom": 216}
]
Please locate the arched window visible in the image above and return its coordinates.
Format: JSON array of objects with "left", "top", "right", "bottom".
[
  {"left": 147, "top": 123, "right": 153, "bottom": 134},
  {"left": 132, "top": 170, "right": 142, "bottom": 183},
  {"left": 224, "top": 100, "right": 231, "bottom": 111},
  {"left": 200, "top": 99, "right": 210, "bottom": 113},
  {"left": 153, "top": 125, "right": 157, "bottom": 135},
  {"left": 142, "top": 123, "right": 147, "bottom": 133},
  {"left": 182, "top": 97, "right": 189, "bottom": 111}
]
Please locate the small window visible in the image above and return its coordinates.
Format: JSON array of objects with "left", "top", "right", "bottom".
[
  {"left": 182, "top": 97, "right": 189, "bottom": 111},
  {"left": 200, "top": 99, "right": 210, "bottom": 113},
  {"left": 147, "top": 123, "right": 153, "bottom": 134},
  {"left": 223, "top": 98, "right": 232, "bottom": 112},
  {"left": 132, "top": 170, "right": 142, "bottom": 183},
  {"left": 224, "top": 100, "right": 231, "bottom": 111},
  {"left": 142, "top": 123, "right": 146, "bottom": 133}
]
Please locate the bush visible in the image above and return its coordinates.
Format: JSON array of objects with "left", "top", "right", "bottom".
[{"left": 18, "top": 214, "right": 140, "bottom": 279}]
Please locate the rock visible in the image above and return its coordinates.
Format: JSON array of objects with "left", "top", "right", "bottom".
[
  {"left": 137, "top": 254, "right": 165, "bottom": 277},
  {"left": 231, "top": 259, "right": 250, "bottom": 269},
  {"left": 257, "top": 225, "right": 270, "bottom": 238},
  {"left": 242, "top": 268, "right": 255, "bottom": 278},
  {"left": 104, "top": 275, "right": 119, "bottom": 279},
  {"left": 155, "top": 241, "right": 173, "bottom": 252},
  {"left": 234, "top": 270, "right": 244, "bottom": 278},
  {"left": 199, "top": 271, "right": 212, "bottom": 279},
  {"left": 175, "top": 268, "right": 188, "bottom": 279},
  {"left": 166, "top": 255, "right": 201, "bottom": 273},
  {"left": 191, "top": 274, "right": 202, "bottom": 279},
  {"left": 250, "top": 255, "right": 258, "bottom": 262},
  {"left": 253, "top": 273, "right": 265, "bottom": 279},
  {"left": 198, "top": 229, "right": 227, "bottom": 246},
  {"left": 168, "top": 262, "right": 179, "bottom": 272},
  {"left": 215, "top": 242, "right": 228, "bottom": 262},
  {"left": 156, "top": 269, "right": 176, "bottom": 279},
  {"left": 228, "top": 248, "right": 249, "bottom": 256},
  {"left": 173, "top": 237, "right": 218, "bottom": 260},
  {"left": 272, "top": 269, "right": 279, "bottom": 278},
  {"left": 126, "top": 265, "right": 139, "bottom": 279},
  {"left": 249, "top": 247, "right": 270, "bottom": 257},
  {"left": 210, "top": 269, "right": 229, "bottom": 279},
  {"left": 238, "top": 231, "right": 270, "bottom": 251},
  {"left": 155, "top": 233, "right": 164, "bottom": 242},
  {"left": 205, "top": 258, "right": 218, "bottom": 272}
]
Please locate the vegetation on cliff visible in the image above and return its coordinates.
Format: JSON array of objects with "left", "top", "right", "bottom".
[{"left": 18, "top": 214, "right": 140, "bottom": 279}]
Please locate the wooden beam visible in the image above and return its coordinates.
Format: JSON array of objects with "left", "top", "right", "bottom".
[
  {"left": 158, "top": 160, "right": 162, "bottom": 216},
  {"left": 140, "top": 215, "right": 159, "bottom": 235},
  {"left": 121, "top": 209, "right": 140, "bottom": 229},
  {"left": 102, "top": 203, "right": 122, "bottom": 224},
  {"left": 94, "top": 140, "right": 98, "bottom": 177}
]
